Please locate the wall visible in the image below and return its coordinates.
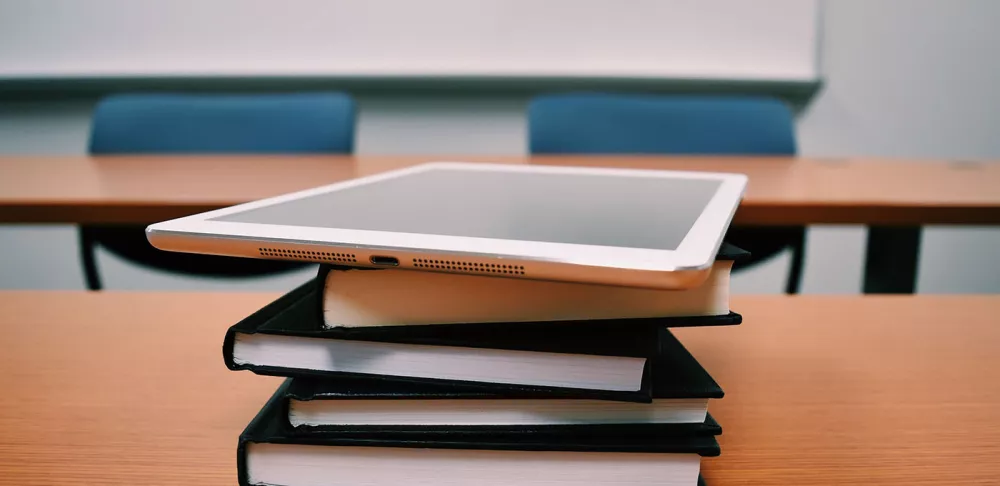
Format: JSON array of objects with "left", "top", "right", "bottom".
[
  {"left": 798, "top": 0, "right": 1000, "bottom": 293},
  {"left": 0, "top": 0, "right": 998, "bottom": 293},
  {"left": 0, "top": 0, "right": 820, "bottom": 81}
]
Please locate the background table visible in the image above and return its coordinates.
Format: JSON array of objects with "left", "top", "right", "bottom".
[
  {"left": 2, "top": 155, "right": 999, "bottom": 293},
  {"left": 2, "top": 155, "right": 998, "bottom": 225},
  {"left": 0, "top": 292, "right": 997, "bottom": 485}
]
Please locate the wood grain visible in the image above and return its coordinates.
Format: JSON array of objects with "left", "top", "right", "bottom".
[
  {"left": 0, "top": 292, "right": 998, "bottom": 484},
  {"left": 674, "top": 296, "right": 1000, "bottom": 485},
  {"left": 0, "top": 292, "right": 280, "bottom": 485},
  {"left": 1, "top": 155, "right": 998, "bottom": 225}
]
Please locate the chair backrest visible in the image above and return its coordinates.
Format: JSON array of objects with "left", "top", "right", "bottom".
[
  {"left": 89, "top": 92, "right": 356, "bottom": 154},
  {"left": 528, "top": 93, "right": 796, "bottom": 155}
]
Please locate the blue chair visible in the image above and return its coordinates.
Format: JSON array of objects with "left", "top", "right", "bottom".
[
  {"left": 82, "top": 92, "right": 356, "bottom": 290},
  {"left": 528, "top": 93, "right": 804, "bottom": 293}
]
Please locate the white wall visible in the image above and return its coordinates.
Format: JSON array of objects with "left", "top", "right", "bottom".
[
  {"left": 0, "top": 0, "right": 819, "bottom": 81},
  {"left": 0, "top": 0, "right": 998, "bottom": 293},
  {"left": 798, "top": 0, "right": 1000, "bottom": 294}
]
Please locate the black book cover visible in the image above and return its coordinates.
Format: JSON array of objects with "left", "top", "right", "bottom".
[
  {"left": 280, "top": 378, "right": 723, "bottom": 436},
  {"left": 281, "top": 329, "right": 722, "bottom": 433},
  {"left": 238, "top": 382, "right": 720, "bottom": 486},
  {"left": 223, "top": 279, "right": 656, "bottom": 401},
  {"left": 711, "top": 241, "right": 751, "bottom": 262},
  {"left": 653, "top": 328, "right": 723, "bottom": 399},
  {"left": 223, "top": 278, "right": 738, "bottom": 401},
  {"left": 286, "top": 328, "right": 720, "bottom": 399},
  {"left": 224, "top": 241, "right": 742, "bottom": 402}
]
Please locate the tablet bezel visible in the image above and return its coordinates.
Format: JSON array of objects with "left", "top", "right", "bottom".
[{"left": 147, "top": 162, "right": 746, "bottom": 279}]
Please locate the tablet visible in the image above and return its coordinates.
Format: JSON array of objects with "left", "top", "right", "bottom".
[{"left": 147, "top": 162, "right": 746, "bottom": 289}]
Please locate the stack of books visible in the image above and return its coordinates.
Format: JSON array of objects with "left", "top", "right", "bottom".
[{"left": 225, "top": 243, "right": 748, "bottom": 486}]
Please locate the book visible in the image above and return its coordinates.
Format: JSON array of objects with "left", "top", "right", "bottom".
[
  {"left": 239, "top": 382, "right": 719, "bottom": 486},
  {"left": 224, "top": 281, "right": 739, "bottom": 401},
  {"left": 322, "top": 242, "right": 749, "bottom": 328},
  {"left": 284, "top": 329, "right": 721, "bottom": 431}
]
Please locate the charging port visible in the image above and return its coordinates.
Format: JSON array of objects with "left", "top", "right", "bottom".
[{"left": 369, "top": 255, "right": 399, "bottom": 266}]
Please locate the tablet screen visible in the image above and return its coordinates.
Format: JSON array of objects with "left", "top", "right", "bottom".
[{"left": 212, "top": 167, "right": 721, "bottom": 251}]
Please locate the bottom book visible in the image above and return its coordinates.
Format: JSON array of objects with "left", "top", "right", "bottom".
[{"left": 239, "top": 383, "right": 720, "bottom": 486}]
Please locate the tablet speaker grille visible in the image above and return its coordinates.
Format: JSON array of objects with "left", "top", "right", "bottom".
[
  {"left": 413, "top": 258, "right": 525, "bottom": 276},
  {"left": 259, "top": 247, "right": 357, "bottom": 263}
]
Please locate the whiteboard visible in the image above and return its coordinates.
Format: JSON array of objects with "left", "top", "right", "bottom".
[{"left": 0, "top": 0, "right": 820, "bottom": 82}]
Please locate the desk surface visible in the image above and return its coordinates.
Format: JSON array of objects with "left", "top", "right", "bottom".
[
  {"left": 0, "top": 293, "right": 998, "bottom": 485},
  {"left": 1, "top": 155, "right": 998, "bottom": 225}
]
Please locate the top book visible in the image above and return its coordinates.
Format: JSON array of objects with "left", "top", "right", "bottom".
[{"left": 322, "top": 243, "right": 749, "bottom": 328}]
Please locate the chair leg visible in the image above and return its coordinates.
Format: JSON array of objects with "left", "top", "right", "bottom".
[
  {"left": 784, "top": 233, "right": 806, "bottom": 295},
  {"left": 862, "top": 226, "right": 921, "bottom": 294},
  {"left": 78, "top": 227, "right": 103, "bottom": 291}
]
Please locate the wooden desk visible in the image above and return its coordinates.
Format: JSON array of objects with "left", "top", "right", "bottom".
[
  {"left": 2, "top": 155, "right": 999, "bottom": 225},
  {"left": 0, "top": 292, "right": 997, "bottom": 485},
  {"left": 2, "top": 155, "right": 999, "bottom": 293}
]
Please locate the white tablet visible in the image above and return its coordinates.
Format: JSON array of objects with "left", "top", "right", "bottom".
[{"left": 147, "top": 162, "right": 747, "bottom": 289}]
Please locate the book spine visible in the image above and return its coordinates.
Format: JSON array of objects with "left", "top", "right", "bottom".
[
  {"left": 236, "top": 436, "right": 250, "bottom": 486},
  {"left": 237, "top": 380, "right": 292, "bottom": 486}
]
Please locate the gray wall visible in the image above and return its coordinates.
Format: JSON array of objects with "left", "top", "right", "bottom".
[{"left": 1, "top": 0, "right": 998, "bottom": 293}]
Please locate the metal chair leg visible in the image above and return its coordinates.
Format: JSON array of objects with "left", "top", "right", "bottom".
[
  {"left": 784, "top": 233, "right": 806, "bottom": 295},
  {"left": 862, "top": 226, "right": 921, "bottom": 294},
  {"left": 78, "top": 227, "right": 103, "bottom": 291}
]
